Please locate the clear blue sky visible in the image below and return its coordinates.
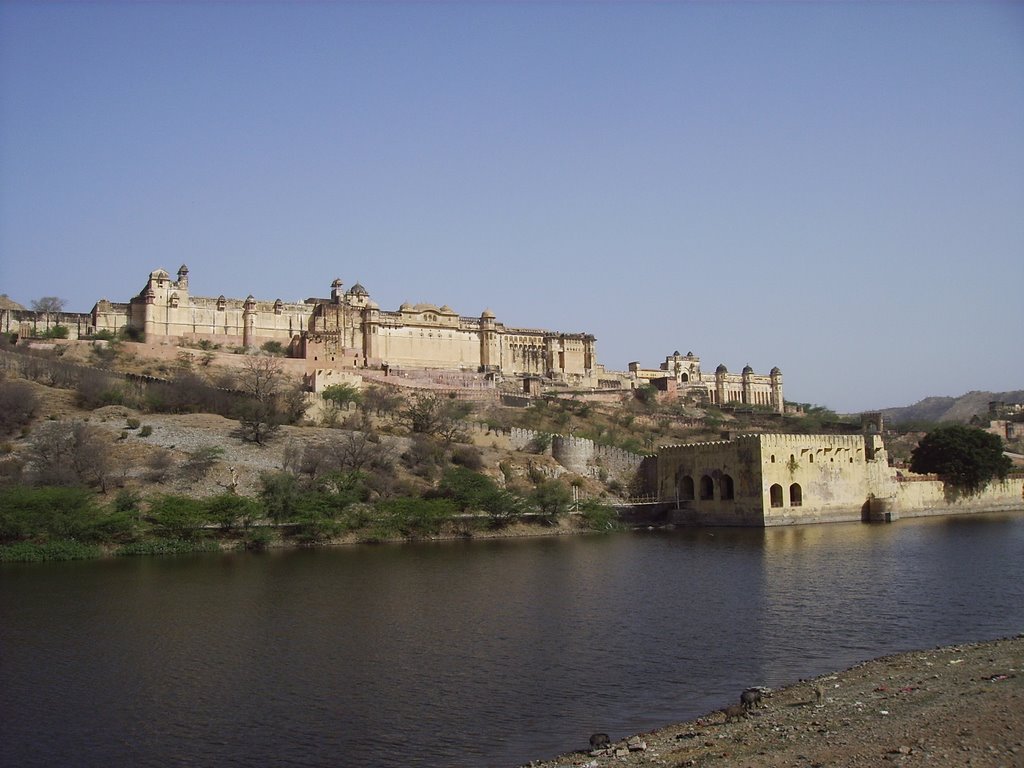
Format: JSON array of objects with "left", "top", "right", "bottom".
[{"left": 1, "top": 2, "right": 1021, "bottom": 413}]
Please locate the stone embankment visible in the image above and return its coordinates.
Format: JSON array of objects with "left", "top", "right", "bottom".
[{"left": 523, "top": 635, "right": 1024, "bottom": 768}]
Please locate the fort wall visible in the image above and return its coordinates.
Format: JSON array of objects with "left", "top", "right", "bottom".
[{"left": 659, "top": 433, "right": 1024, "bottom": 527}]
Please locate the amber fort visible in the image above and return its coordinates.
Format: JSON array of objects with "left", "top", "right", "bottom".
[
  {"left": 0, "top": 265, "right": 1021, "bottom": 527},
  {"left": 0, "top": 265, "right": 785, "bottom": 409}
]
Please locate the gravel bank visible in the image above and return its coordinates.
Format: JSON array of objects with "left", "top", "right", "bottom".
[{"left": 524, "top": 636, "right": 1024, "bottom": 768}]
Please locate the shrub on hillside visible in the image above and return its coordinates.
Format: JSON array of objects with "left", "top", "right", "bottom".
[
  {"left": 372, "top": 497, "right": 455, "bottom": 538},
  {"left": 146, "top": 495, "right": 209, "bottom": 540},
  {"left": 0, "top": 486, "right": 132, "bottom": 543},
  {"left": 0, "top": 378, "right": 39, "bottom": 436}
]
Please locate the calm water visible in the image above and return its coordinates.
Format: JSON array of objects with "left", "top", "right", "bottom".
[{"left": 2, "top": 514, "right": 1024, "bottom": 768}]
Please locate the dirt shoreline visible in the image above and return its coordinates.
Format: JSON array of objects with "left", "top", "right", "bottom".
[{"left": 523, "top": 635, "right": 1024, "bottom": 768}]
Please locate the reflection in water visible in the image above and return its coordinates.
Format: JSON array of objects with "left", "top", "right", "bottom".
[{"left": 1, "top": 514, "right": 1023, "bottom": 767}]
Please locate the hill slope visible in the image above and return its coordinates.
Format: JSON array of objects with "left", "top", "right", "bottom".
[{"left": 880, "top": 390, "right": 1024, "bottom": 425}]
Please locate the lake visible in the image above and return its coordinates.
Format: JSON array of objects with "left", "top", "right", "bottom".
[{"left": 2, "top": 513, "right": 1023, "bottom": 767}]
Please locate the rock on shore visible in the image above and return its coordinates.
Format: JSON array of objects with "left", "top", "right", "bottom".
[{"left": 523, "top": 635, "right": 1023, "bottom": 768}]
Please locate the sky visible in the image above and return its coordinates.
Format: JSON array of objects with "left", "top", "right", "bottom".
[{"left": 1, "top": 2, "right": 1021, "bottom": 413}]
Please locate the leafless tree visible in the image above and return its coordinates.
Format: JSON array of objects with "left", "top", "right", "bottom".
[
  {"left": 145, "top": 448, "right": 174, "bottom": 483},
  {"left": 30, "top": 296, "right": 67, "bottom": 314},
  {"left": 239, "top": 354, "right": 283, "bottom": 402},
  {"left": 26, "top": 420, "right": 112, "bottom": 491},
  {"left": 0, "top": 376, "right": 39, "bottom": 435},
  {"left": 400, "top": 393, "right": 473, "bottom": 443},
  {"left": 361, "top": 384, "right": 405, "bottom": 417},
  {"left": 233, "top": 355, "right": 287, "bottom": 445},
  {"left": 327, "top": 430, "right": 393, "bottom": 473}
]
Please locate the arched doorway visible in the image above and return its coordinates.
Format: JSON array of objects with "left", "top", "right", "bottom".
[{"left": 789, "top": 483, "right": 802, "bottom": 507}]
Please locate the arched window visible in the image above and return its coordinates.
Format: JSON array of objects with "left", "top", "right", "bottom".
[
  {"left": 699, "top": 475, "right": 714, "bottom": 500},
  {"left": 720, "top": 474, "right": 735, "bottom": 500},
  {"left": 770, "top": 454, "right": 776, "bottom": 463},
  {"left": 680, "top": 476, "right": 695, "bottom": 501},
  {"left": 770, "top": 484, "right": 784, "bottom": 508},
  {"left": 809, "top": 453, "right": 814, "bottom": 463},
  {"left": 790, "top": 483, "right": 802, "bottom": 507}
]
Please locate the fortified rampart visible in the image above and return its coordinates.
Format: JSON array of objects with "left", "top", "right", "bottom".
[
  {"left": 0, "top": 309, "right": 94, "bottom": 340},
  {"left": 659, "top": 433, "right": 1024, "bottom": 527},
  {"left": 463, "top": 423, "right": 650, "bottom": 487}
]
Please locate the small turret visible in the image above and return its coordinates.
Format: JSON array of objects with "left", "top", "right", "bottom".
[
  {"left": 177, "top": 264, "right": 189, "bottom": 291},
  {"left": 770, "top": 367, "right": 784, "bottom": 414},
  {"left": 243, "top": 295, "right": 257, "bottom": 349}
]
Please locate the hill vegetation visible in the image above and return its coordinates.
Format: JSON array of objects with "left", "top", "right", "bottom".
[{"left": 2, "top": 336, "right": 1015, "bottom": 562}]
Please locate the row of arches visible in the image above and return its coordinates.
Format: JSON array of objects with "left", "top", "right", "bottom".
[
  {"left": 769, "top": 483, "right": 802, "bottom": 508},
  {"left": 677, "top": 476, "right": 806, "bottom": 508},
  {"left": 679, "top": 474, "right": 735, "bottom": 502}
]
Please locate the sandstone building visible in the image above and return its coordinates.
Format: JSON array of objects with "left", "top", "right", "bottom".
[
  {"left": 1, "top": 266, "right": 783, "bottom": 403},
  {"left": 657, "top": 433, "right": 1023, "bottom": 526},
  {"left": 629, "top": 350, "right": 784, "bottom": 412},
  {"left": 89, "top": 266, "right": 598, "bottom": 381}
]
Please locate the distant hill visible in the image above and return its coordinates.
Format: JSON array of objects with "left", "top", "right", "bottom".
[
  {"left": 880, "top": 390, "right": 1024, "bottom": 425},
  {"left": 0, "top": 294, "right": 26, "bottom": 311}
]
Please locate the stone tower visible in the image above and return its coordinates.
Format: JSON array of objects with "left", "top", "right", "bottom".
[{"left": 770, "top": 367, "right": 784, "bottom": 414}]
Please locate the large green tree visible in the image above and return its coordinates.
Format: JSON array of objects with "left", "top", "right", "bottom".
[{"left": 910, "top": 424, "right": 1012, "bottom": 492}]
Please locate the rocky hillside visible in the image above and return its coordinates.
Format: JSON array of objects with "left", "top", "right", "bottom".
[{"left": 880, "top": 390, "right": 1024, "bottom": 425}]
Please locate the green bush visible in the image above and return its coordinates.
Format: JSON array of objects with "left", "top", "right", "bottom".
[
  {"left": 204, "top": 493, "right": 258, "bottom": 531},
  {"left": 126, "top": 417, "right": 141, "bottom": 429},
  {"left": 910, "top": 424, "right": 1013, "bottom": 492},
  {"left": 579, "top": 499, "right": 620, "bottom": 531},
  {"left": 259, "top": 471, "right": 301, "bottom": 522},
  {"left": 244, "top": 527, "right": 274, "bottom": 551},
  {"left": 116, "top": 538, "right": 221, "bottom": 557},
  {"left": 146, "top": 495, "right": 208, "bottom": 540},
  {"left": 39, "top": 325, "right": 69, "bottom": 340},
  {"left": 290, "top": 513, "right": 344, "bottom": 544},
  {"left": 0, "top": 486, "right": 130, "bottom": 543},
  {"left": 0, "top": 539, "right": 103, "bottom": 562},
  {"left": 373, "top": 497, "right": 455, "bottom": 538},
  {"left": 139, "top": 425, "right": 153, "bottom": 437},
  {"left": 530, "top": 480, "right": 572, "bottom": 524}
]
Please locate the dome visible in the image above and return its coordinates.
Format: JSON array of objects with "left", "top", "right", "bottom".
[
  {"left": 177, "top": 264, "right": 189, "bottom": 274},
  {"left": 347, "top": 282, "right": 368, "bottom": 297},
  {"left": 481, "top": 308, "right": 495, "bottom": 319},
  {"left": 673, "top": 350, "right": 681, "bottom": 357},
  {"left": 149, "top": 268, "right": 170, "bottom": 280},
  {"left": 399, "top": 301, "right": 414, "bottom": 312},
  {"left": 715, "top": 364, "right": 728, "bottom": 374},
  {"left": 439, "top": 304, "right": 454, "bottom": 313},
  {"left": 742, "top": 364, "right": 753, "bottom": 374},
  {"left": 770, "top": 366, "right": 782, "bottom": 376},
  {"left": 331, "top": 278, "right": 343, "bottom": 288}
]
